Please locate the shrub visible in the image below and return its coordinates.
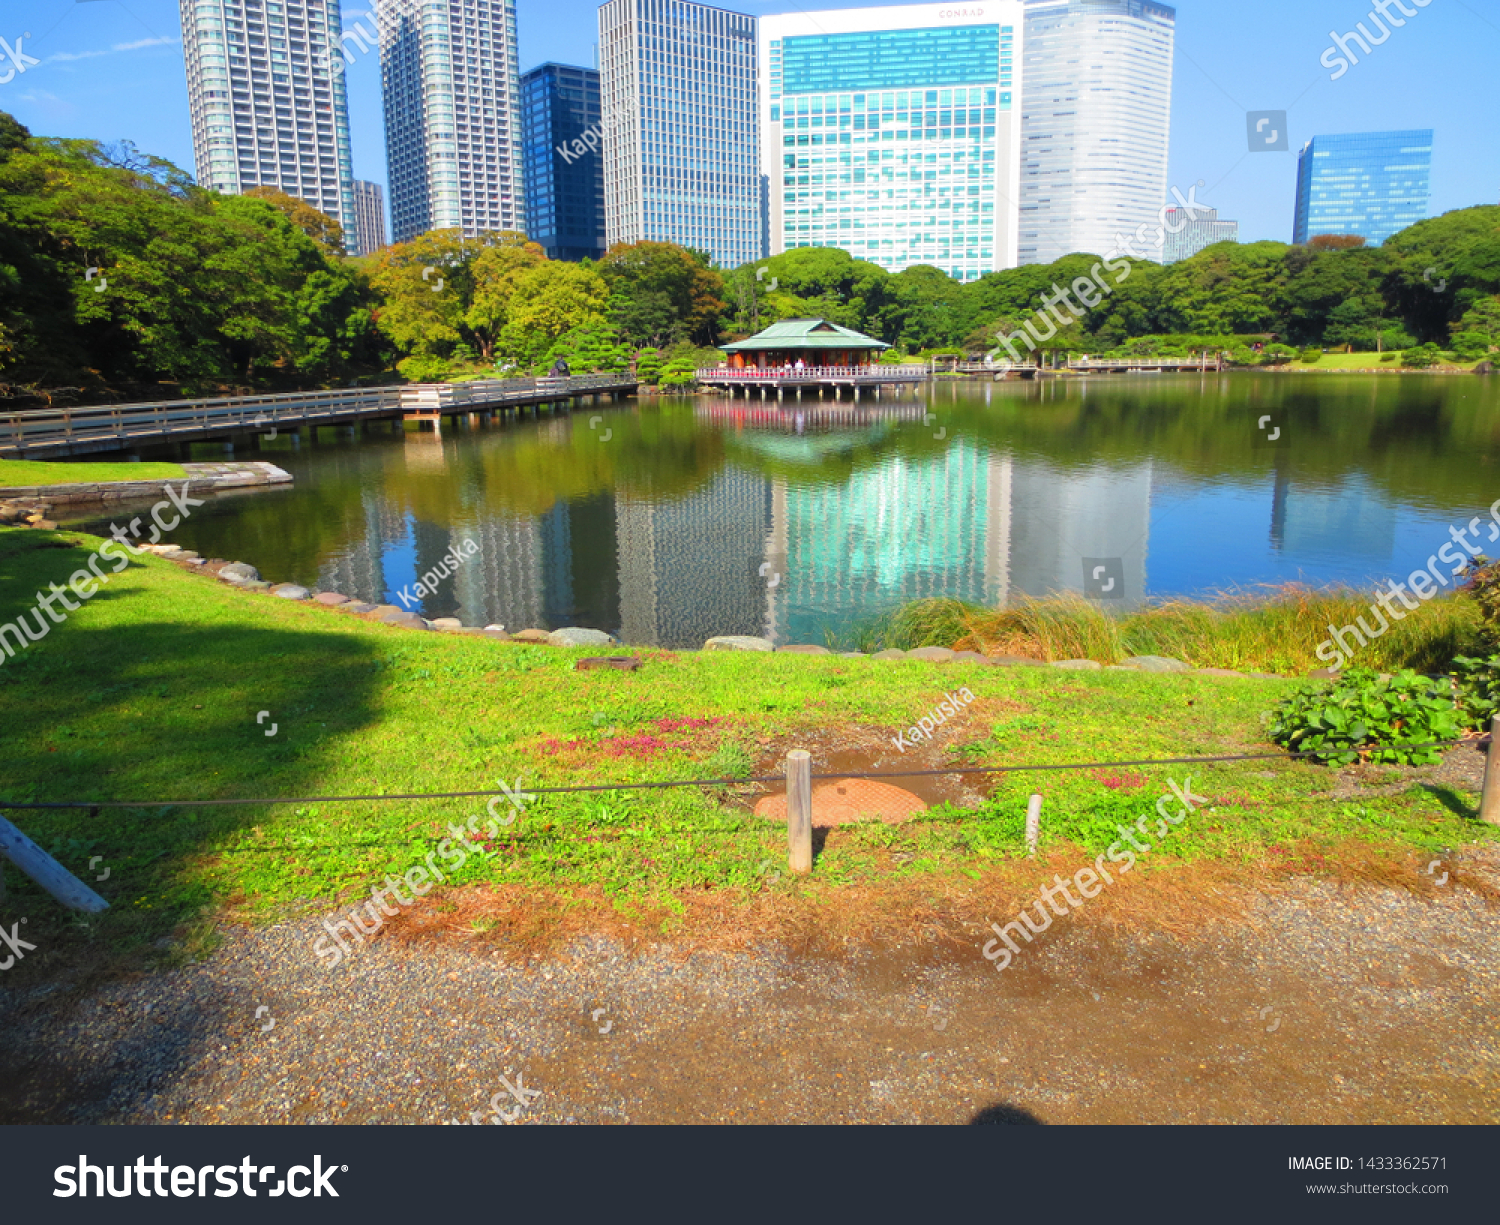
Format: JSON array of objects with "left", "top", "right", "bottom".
[
  {"left": 1451, "top": 654, "right": 1500, "bottom": 727},
  {"left": 1449, "top": 330, "right": 1492, "bottom": 361},
  {"left": 1266, "top": 667, "right": 1466, "bottom": 765},
  {"left": 658, "top": 355, "right": 698, "bottom": 387},
  {"left": 634, "top": 347, "right": 663, "bottom": 384},
  {"left": 1299, "top": 347, "right": 1322, "bottom": 364},
  {"left": 1401, "top": 343, "right": 1443, "bottom": 368},
  {"left": 397, "top": 354, "right": 450, "bottom": 383},
  {"left": 1379, "top": 351, "right": 1399, "bottom": 362}
]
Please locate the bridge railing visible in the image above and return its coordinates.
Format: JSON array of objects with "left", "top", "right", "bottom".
[
  {"left": 1, "top": 374, "right": 640, "bottom": 456},
  {"left": 1, "top": 387, "right": 401, "bottom": 457},
  {"left": 697, "top": 365, "right": 926, "bottom": 381}
]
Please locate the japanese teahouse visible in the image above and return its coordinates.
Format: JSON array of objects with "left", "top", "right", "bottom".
[{"left": 719, "top": 319, "right": 888, "bottom": 369}]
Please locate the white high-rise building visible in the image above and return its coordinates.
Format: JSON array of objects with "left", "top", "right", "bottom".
[
  {"left": 352, "top": 179, "right": 388, "bottom": 255},
  {"left": 761, "top": 3, "right": 1024, "bottom": 280},
  {"left": 178, "top": 0, "right": 356, "bottom": 237},
  {"left": 1019, "top": 0, "right": 1174, "bottom": 265},
  {"left": 598, "top": 0, "right": 762, "bottom": 269},
  {"left": 378, "top": 0, "right": 525, "bottom": 243}
]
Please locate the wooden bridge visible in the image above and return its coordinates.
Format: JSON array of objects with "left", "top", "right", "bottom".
[
  {"left": 695, "top": 364, "right": 925, "bottom": 401},
  {"left": 0, "top": 374, "right": 638, "bottom": 459},
  {"left": 939, "top": 355, "right": 1225, "bottom": 379}
]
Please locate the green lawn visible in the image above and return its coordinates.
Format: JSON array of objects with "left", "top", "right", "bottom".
[
  {"left": 0, "top": 527, "right": 1491, "bottom": 961},
  {"left": 1290, "top": 352, "right": 1479, "bottom": 372},
  {"left": 0, "top": 458, "right": 188, "bottom": 488}
]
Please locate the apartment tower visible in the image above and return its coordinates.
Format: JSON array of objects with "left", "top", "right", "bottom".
[
  {"left": 352, "top": 179, "right": 388, "bottom": 255},
  {"left": 378, "top": 0, "right": 525, "bottom": 242},
  {"left": 178, "top": 0, "right": 356, "bottom": 237}
]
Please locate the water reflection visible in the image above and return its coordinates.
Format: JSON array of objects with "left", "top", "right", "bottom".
[{"left": 84, "top": 374, "right": 1500, "bottom": 648}]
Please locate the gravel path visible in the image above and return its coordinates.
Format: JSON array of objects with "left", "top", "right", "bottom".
[{"left": 3, "top": 847, "right": 1497, "bottom": 1125}]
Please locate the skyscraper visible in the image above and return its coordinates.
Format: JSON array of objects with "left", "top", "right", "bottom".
[
  {"left": 520, "top": 64, "right": 607, "bottom": 261},
  {"left": 1019, "top": 0, "right": 1175, "bottom": 265},
  {"left": 1161, "top": 206, "right": 1237, "bottom": 264},
  {"left": 379, "top": 0, "right": 525, "bottom": 243},
  {"left": 178, "top": 0, "right": 356, "bottom": 238},
  {"left": 1293, "top": 130, "right": 1433, "bottom": 247},
  {"left": 761, "top": 3, "right": 1024, "bottom": 281},
  {"left": 598, "top": 0, "right": 761, "bottom": 268},
  {"left": 352, "top": 179, "right": 388, "bottom": 255}
]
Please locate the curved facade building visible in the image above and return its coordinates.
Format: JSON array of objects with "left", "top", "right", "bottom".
[
  {"left": 1019, "top": 0, "right": 1174, "bottom": 265},
  {"left": 379, "top": 0, "right": 525, "bottom": 242},
  {"left": 178, "top": 0, "right": 357, "bottom": 238}
]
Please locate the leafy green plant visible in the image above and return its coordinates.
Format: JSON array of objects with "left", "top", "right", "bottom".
[
  {"left": 1299, "top": 347, "right": 1322, "bottom": 364},
  {"left": 1451, "top": 654, "right": 1500, "bottom": 727},
  {"left": 1266, "top": 667, "right": 1465, "bottom": 765}
]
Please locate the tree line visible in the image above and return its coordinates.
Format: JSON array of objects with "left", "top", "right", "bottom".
[{"left": 3, "top": 107, "right": 1499, "bottom": 402}]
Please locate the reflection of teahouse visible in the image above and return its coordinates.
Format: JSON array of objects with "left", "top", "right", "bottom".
[{"left": 720, "top": 318, "right": 888, "bottom": 370}]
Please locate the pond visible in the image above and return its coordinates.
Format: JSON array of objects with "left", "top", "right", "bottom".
[{"left": 76, "top": 373, "right": 1500, "bottom": 649}]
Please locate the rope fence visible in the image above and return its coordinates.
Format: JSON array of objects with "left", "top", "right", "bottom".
[
  {"left": 0, "top": 736, "right": 1487, "bottom": 812},
  {"left": 3, "top": 730, "right": 1495, "bottom": 906}
]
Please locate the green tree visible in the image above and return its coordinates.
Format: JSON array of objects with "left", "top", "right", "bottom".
[{"left": 599, "top": 242, "right": 725, "bottom": 347}]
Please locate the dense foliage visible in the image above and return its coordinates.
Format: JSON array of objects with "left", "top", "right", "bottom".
[
  {"left": 1266, "top": 668, "right": 1468, "bottom": 766},
  {"left": 5, "top": 104, "right": 1500, "bottom": 396}
]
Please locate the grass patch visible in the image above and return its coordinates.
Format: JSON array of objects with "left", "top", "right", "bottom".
[
  {"left": 854, "top": 588, "right": 1486, "bottom": 675},
  {"left": 0, "top": 458, "right": 188, "bottom": 487},
  {"left": 0, "top": 528, "right": 1493, "bottom": 973}
]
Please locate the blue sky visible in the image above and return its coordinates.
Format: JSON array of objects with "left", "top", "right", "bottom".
[{"left": 2, "top": 0, "right": 1494, "bottom": 246}]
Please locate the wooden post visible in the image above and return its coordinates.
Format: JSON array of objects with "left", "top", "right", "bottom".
[
  {"left": 1481, "top": 715, "right": 1500, "bottom": 826},
  {"left": 0, "top": 813, "right": 110, "bottom": 912},
  {"left": 1025, "top": 794, "right": 1042, "bottom": 856},
  {"left": 786, "top": 750, "right": 812, "bottom": 875}
]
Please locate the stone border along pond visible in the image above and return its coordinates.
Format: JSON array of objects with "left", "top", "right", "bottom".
[
  {"left": 0, "top": 462, "right": 292, "bottom": 529},
  {"left": 63, "top": 535, "right": 1291, "bottom": 678}
]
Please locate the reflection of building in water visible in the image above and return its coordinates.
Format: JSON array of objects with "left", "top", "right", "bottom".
[
  {"left": 540, "top": 495, "right": 621, "bottom": 630},
  {"left": 1270, "top": 469, "right": 1395, "bottom": 564},
  {"left": 1005, "top": 458, "right": 1152, "bottom": 604},
  {"left": 771, "top": 443, "right": 1012, "bottom": 643},
  {"left": 616, "top": 470, "right": 772, "bottom": 647}
]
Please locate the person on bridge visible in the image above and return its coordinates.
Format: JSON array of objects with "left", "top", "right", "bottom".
[{"left": 551, "top": 357, "right": 571, "bottom": 377}]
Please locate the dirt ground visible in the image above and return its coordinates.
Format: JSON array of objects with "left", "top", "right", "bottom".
[{"left": 2, "top": 843, "right": 1497, "bottom": 1125}]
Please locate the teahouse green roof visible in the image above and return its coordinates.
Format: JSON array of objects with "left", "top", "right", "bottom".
[{"left": 720, "top": 318, "right": 890, "bottom": 352}]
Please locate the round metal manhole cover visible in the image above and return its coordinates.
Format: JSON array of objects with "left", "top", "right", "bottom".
[{"left": 754, "top": 779, "right": 928, "bottom": 827}]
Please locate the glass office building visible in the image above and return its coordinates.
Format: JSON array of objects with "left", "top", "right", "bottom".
[
  {"left": 520, "top": 64, "right": 607, "bottom": 261},
  {"left": 1293, "top": 130, "right": 1433, "bottom": 246},
  {"left": 379, "top": 0, "right": 525, "bottom": 243},
  {"left": 1019, "top": 0, "right": 1175, "bottom": 265},
  {"left": 178, "top": 0, "right": 357, "bottom": 238},
  {"left": 1161, "top": 206, "right": 1237, "bottom": 264},
  {"left": 598, "top": 0, "right": 762, "bottom": 268},
  {"left": 761, "top": 4, "right": 1023, "bottom": 281}
]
